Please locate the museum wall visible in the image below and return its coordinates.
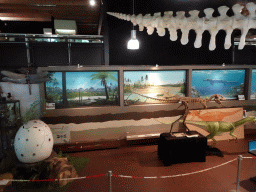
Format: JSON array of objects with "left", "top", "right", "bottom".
[
  {"left": 0, "top": 82, "right": 40, "bottom": 116},
  {"left": 42, "top": 101, "right": 256, "bottom": 144},
  {"left": 0, "top": 0, "right": 256, "bottom": 147},
  {"left": 234, "top": 45, "right": 256, "bottom": 64},
  {"left": 0, "top": 42, "right": 104, "bottom": 67},
  {"left": 38, "top": 65, "right": 256, "bottom": 144}
]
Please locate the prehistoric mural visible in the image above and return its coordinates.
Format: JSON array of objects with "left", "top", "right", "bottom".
[
  {"left": 46, "top": 71, "right": 119, "bottom": 109},
  {"left": 251, "top": 69, "right": 256, "bottom": 99},
  {"left": 192, "top": 70, "right": 245, "bottom": 99},
  {"left": 124, "top": 70, "right": 186, "bottom": 105}
]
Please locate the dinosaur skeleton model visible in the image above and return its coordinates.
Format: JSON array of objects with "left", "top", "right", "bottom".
[
  {"left": 129, "top": 90, "right": 226, "bottom": 135},
  {"left": 107, "top": 2, "right": 256, "bottom": 50}
]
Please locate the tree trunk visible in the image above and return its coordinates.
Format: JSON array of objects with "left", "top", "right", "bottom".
[{"left": 104, "top": 79, "right": 109, "bottom": 100}]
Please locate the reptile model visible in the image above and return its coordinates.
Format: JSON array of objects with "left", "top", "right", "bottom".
[
  {"left": 179, "top": 116, "right": 256, "bottom": 146},
  {"left": 129, "top": 89, "right": 226, "bottom": 135}
]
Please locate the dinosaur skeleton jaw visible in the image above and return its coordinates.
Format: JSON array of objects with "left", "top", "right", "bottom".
[{"left": 107, "top": 2, "right": 256, "bottom": 51}]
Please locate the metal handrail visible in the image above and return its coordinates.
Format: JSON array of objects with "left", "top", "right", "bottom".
[{"left": 0, "top": 33, "right": 103, "bottom": 44}]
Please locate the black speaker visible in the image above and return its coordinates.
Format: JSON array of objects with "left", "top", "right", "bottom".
[{"left": 158, "top": 131, "right": 207, "bottom": 166}]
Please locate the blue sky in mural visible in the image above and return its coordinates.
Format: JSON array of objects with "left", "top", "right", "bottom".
[
  {"left": 124, "top": 71, "right": 186, "bottom": 85},
  {"left": 48, "top": 72, "right": 118, "bottom": 89},
  {"left": 47, "top": 72, "right": 62, "bottom": 88}
]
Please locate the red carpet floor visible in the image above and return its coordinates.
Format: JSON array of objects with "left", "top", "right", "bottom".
[{"left": 67, "top": 138, "right": 256, "bottom": 192}]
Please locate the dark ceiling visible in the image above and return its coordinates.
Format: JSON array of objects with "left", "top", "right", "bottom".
[
  {"left": 0, "top": 0, "right": 255, "bottom": 66},
  {"left": 0, "top": 0, "right": 253, "bottom": 36},
  {"left": 0, "top": 0, "right": 103, "bottom": 35},
  {"left": 106, "top": 0, "right": 256, "bottom": 66}
]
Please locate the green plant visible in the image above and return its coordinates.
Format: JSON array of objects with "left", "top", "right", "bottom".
[
  {"left": 21, "top": 99, "right": 46, "bottom": 124},
  {"left": 180, "top": 83, "right": 186, "bottom": 94},
  {"left": 56, "top": 151, "right": 90, "bottom": 174}
]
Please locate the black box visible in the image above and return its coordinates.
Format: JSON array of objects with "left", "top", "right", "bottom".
[{"left": 158, "top": 131, "right": 207, "bottom": 166}]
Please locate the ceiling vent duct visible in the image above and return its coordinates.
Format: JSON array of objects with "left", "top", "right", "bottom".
[{"left": 54, "top": 20, "right": 77, "bottom": 35}]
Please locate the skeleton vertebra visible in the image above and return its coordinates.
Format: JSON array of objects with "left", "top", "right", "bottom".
[{"left": 107, "top": 2, "right": 256, "bottom": 50}]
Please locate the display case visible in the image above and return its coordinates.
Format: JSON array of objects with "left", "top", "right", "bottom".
[{"left": 0, "top": 100, "right": 21, "bottom": 159}]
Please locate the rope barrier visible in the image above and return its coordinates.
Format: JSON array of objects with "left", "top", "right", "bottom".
[
  {"left": 242, "top": 156, "right": 256, "bottom": 159},
  {"left": 0, "top": 174, "right": 106, "bottom": 183},
  {"left": 0, "top": 155, "right": 255, "bottom": 184},
  {"left": 113, "top": 158, "right": 238, "bottom": 179}
]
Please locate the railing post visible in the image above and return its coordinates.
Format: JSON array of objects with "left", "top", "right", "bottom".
[
  {"left": 108, "top": 170, "right": 112, "bottom": 192},
  {"left": 236, "top": 155, "right": 243, "bottom": 192}
]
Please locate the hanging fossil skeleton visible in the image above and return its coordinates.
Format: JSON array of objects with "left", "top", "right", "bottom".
[{"left": 107, "top": 2, "right": 256, "bottom": 50}]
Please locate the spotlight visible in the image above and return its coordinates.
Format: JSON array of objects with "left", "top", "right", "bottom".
[
  {"left": 127, "top": 30, "right": 139, "bottom": 49},
  {"left": 90, "top": 0, "right": 95, "bottom": 6},
  {"left": 127, "top": 0, "right": 140, "bottom": 50}
]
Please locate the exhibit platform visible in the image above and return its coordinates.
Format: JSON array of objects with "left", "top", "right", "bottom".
[{"left": 158, "top": 131, "right": 207, "bottom": 165}]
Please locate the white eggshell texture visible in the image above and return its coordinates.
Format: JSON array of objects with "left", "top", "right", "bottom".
[{"left": 14, "top": 120, "right": 53, "bottom": 163}]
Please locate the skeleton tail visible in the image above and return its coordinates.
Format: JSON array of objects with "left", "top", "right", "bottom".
[{"left": 107, "top": 2, "right": 256, "bottom": 51}]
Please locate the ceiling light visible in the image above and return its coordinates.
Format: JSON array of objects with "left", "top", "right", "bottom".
[
  {"left": 90, "top": 0, "right": 96, "bottom": 6},
  {"left": 127, "top": 30, "right": 139, "bottom": 49},
  {"left": 127, "top": 0, "right": 139, "bottom": 50}
]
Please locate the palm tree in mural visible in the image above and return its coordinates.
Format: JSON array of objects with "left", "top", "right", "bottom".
[
  {"left": 46, "top": 72, "right": 61, "bottom": 102},
  {"left": 90, "top": 72, "right": 117, "bottom": 100},
  {"left": 145, "top": 75, "right": 148, "bottom": 86}
]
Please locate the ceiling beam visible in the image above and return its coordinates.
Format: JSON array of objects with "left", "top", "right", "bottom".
[
  {"left": 0, "top": 12, "right": 51, "bottom": 21},
  {"left": 0, "top": 0, "right": 100, "bottom": 6},
  {"left": 0, "top": 0, "right": 102, "bottom": 35},
  {"left": 98, "top": 0, "right": 103, "bottom": 35},
  {"left": 0, "top": 5, "right": 100, "bottom": 22}
]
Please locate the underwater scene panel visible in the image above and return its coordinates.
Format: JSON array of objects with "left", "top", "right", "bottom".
[
  {"left": 251, "top": 69, "right": 256, "bottom": 99},
  {"left": 124, "top": 70, "right": 186, "bottom": 105},
  {"left": 192, "top": 70, "right": 245, "bottom": 99},
  {"left": 46, "top": 71, "right": 119, "bottom": 108}
]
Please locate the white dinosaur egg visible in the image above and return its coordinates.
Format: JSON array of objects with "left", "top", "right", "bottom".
[{"left": 14, "top": 120, "right": 54, "bottom": 163}]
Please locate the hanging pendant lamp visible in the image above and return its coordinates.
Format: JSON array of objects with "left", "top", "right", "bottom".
[
  {"left": 127, "top": 30, "right": 139, "bottom": 49},
  {"left": 127, "top": 0, "right": 139, "bottom": 50}
]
